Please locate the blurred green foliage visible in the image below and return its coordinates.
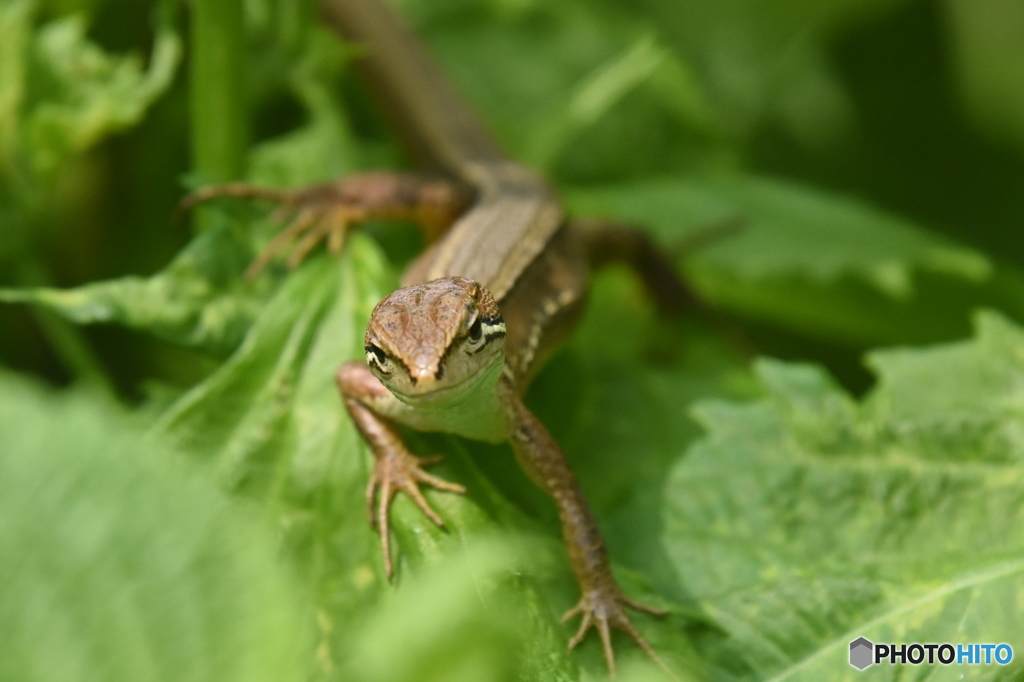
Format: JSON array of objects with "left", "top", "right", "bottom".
[
  {"left": 2, "top": 0, "right": 1024, "bottom": 680},
  {"left": 0, "top": 371, "right": 308, "bottom": 682}
]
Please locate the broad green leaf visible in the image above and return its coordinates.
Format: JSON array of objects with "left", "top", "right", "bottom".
[
  {"left": 339, "top": 537, "right": 563, "bottom": 682},
  {"left": 569, "top": 176, "right": 1024, "bottom": 345},
  {"left": 0, "top": 370, "right": 308, "bottom": 682},
  {"left": 665, "top": 311, "right": 1024, "bottom": 680},
  {"left": 0, "top": 224, "right": 269, "bottom": 356}
]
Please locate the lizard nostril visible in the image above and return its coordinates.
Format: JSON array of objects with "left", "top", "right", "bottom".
[
  {"left": 411, "top": 365, "right": 435, "bottom": 383},
  {"left": 409, "top": 348, "right": 441, "bottom": 384}
]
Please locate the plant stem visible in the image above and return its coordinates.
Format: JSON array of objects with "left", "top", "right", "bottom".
[{"left": 188, "top": 0, "right": 248, "bottom": 183}]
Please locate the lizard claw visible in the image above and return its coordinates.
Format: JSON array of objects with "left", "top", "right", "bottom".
[
  {"left": 177, "top": 180, "right": 359, "bottom": 280},
  {"left": 365, "top": 450, "right": 466, "bottom": 579},
  {"left": 563, "top": 587, "right": 673, "bottom": 679},
  {"left": 246, "top": 203, "right": 357, "bottom": 280}
]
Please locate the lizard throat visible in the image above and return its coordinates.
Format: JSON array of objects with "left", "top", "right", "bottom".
[{"left": 385, "top": 354, "right": 503, "bottom": 407}]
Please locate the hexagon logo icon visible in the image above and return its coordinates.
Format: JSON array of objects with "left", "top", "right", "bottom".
[{"left": 850, "top": 637, "right": 874, "bottom": 670}]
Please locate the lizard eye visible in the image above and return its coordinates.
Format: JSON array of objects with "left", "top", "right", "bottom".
[
  {"left": 467, "top": 317, "right": 483, "bottom": 344},
  {"left": 365, "top": 344, "right": 391, "bottom": 374},
  {"left": 464, "top": 316, "right": 505, "bottom": 354}
]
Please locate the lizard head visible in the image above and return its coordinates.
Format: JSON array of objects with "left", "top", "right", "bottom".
[{"left": 363, "top": 277, "right": 506, "bottom": 403}]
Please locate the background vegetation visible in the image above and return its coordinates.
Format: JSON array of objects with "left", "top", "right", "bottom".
[{"left": 2, "top": 0, "right": 1024, "bottom": 680}]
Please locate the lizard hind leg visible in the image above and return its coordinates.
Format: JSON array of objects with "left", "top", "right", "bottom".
[
  {"left": 562, "top": 590, "right": 675, "bottom": 679},
  {"left": 500, "top": 379, "right": 675, "bottom": 678},
  {"left": 571, "top": 217, "right": 698, "bottom": 315}
]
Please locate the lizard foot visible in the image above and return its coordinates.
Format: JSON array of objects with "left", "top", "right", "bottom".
[
  {"left": 179, "top": 179, "right": 374, "bottom": 279},
  {"left": 366, "top": 449, "right": 466, "bottom": 579},
  {"left": 563, "top": 586, "right": 674, "bottom": 679}
]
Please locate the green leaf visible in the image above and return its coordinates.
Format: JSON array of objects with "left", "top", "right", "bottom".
[
  {"left": 569, "top": 175, "right": 1024, "bottom": 345},
  {"left": 665, "top": 311, "right": 1024, "bottom": 680},
  {"left": 339, "top": 536, "right": 564, "bottom": 682},
  {"left": 26, "top": 10, "right": 180, "bottom": 176},
  {"left": 0, "top": 4, "right": 180, "bottom": 179},
  {"left": 0, "top": 370, "right": 308, "bottom": 682},
  {"left": 0, "top": 26, "right": 361, "bottom": 357},
  {"left": 0, "top": 224, "right": 268, "bottom": 355},
  {"left": 0, "top": 0, "right": 181, "bottom": 268}
]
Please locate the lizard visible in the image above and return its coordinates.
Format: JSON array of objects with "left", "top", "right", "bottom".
[{"left": 181, "top": 0, "right": 693, "bottom": 675}]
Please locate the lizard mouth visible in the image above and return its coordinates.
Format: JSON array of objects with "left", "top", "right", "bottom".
[{"left": 388, "top": 357, "right": 497, "bottom": 404}]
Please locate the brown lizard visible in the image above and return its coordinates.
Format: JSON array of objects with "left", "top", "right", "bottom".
[{"left": 181, "top": 0, "right": 692, "bottom": 675}]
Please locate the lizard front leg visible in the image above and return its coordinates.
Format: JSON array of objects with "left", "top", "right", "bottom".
[
  {"left": 336, "top": 361, "right": 466, "bottom": 579},
  {"left": 179, "top": 172, "right": 473, "bottom": 279},
  {"left": 498, "top": 377, "right": 672, "bottom": 678}
]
